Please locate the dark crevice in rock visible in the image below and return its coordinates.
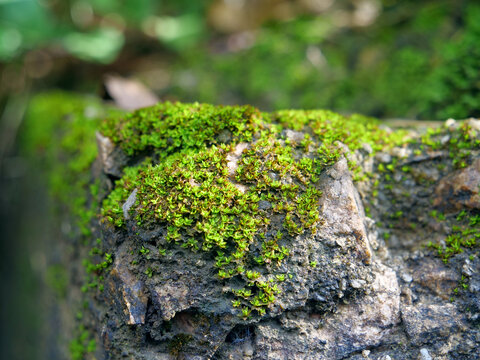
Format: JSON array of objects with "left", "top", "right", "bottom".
[{"left": 225, "top": 324, "right": 255, "bottom": 345}]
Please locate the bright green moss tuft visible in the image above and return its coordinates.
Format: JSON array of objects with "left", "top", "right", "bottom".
[
  {"left": 429, "top": 210, "right": 479, "bottom": 263},
  {"left": 100, "top": 101, "right": 263, "bottom": 157},
  {"left": 417, "top": 121, "right": 480, "bottom": 169},
  {"left": 272, "top": 110, "right": 406, "bottom": 152}
]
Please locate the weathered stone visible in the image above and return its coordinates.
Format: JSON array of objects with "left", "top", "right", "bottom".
[
  {"left": 106, "top": 243, "right": 148, "bottom": 325},
  {"left": 318, "top": 157, "right": 372, "bottom": 264},
  {"left": 419, "top": 348, "right": 432, "bottom": 360},
  {"left": 122, "top": 188, "right": 137, "bottom": 220},
  {"left": 434, "top": 158, "right": 480, "bottom": 211},
  {"left": 251, "top": 263, "right": 399, "bottom": 360},
  {"left": 95, "top": 152, "right": 381, "bottom": 358},
  {"left": 402, "top": 303, "right": 466, "bottom": 346},
  {"left": 96, "top": 131, "right": 128, "bottom": 178},
  {"left": 410, "top": 257, "right": 460, "bottom": 300},
  {"left": 50, "top": 100, "right": 480, "bottom": 359},
  {"left": 283, "top": 129, "right": 305, "bottom": 143},
  {"left": 375, "top": 152, "right": 392, "bottom": 163}
]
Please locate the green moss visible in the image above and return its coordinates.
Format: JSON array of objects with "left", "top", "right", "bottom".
[
  {"left": 429, "top": 210, "right": 479, "bottom": 263},
  {"left": 81, "top": 251, "right": 113, "bottom": 293},
  {"left": 416, "top": 121, "right": 480, "bottom": 169},
  {"left": 100, "top": 101, "right": 263, "bottom": 157},
  {"left": 272, "top": 110, "right": 405, "bottom": 152},
  {"left": 413, "top": 122, "right": 480, "bottom": 262},
  {"left": 26, "top": 92, "right": 416, "bottom": 319},
  {"left": 368, "top": 116, "right": 480, "bottom": 264},
  {"left": 98, "top": 102, "right": 410, "bottom": 317},
  {"left": 69, "top": 324, "right": 96, "bottom": 360},
  {"left": 102, "top": 135, "right": 323, "bottom": 315}
]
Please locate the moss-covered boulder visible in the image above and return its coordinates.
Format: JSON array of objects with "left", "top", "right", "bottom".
[{"left": 24, "top": 93, "right": 480, "bottom": 359}]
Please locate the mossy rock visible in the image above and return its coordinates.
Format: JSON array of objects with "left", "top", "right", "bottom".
[{"left": 23, "top": 93, "right": 480, "bottom": 359}]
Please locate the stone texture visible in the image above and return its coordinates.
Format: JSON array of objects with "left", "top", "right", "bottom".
[
  {"left": 410, "top": 257, "right": 460, "bottom": 300},
  {"left": 434, "top": 158, "right": 480, "bottom": 211},
  {"left": 79, "top": 121, "right": 480, "bottom": 359},
  {"left": 96, "top": 154, "right": 380, "bottom": 359},
  {"left": 105, "top": 242, "right": 148, "bottom": 325},
  {"left": 248, "top": 262, "right": 399, "bottom": 360},
  {"left": 96, "top": 131, "right": 128, "bottom": 178},
  {"left": 402, "top": 303, "right": 466, "bottom": 346}
]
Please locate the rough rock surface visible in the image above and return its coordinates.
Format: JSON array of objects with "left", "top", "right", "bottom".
[
  {"left": 95, "top": 155, "right": 378, "bottom": 359},
  {"left": 434, "top": 158, "right": 480, "bottom": 211},
  {"left": 48, "top": 103, "right": 480, "bottom": 359}
]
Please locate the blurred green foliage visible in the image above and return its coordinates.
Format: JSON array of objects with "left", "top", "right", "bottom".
[
  {"left": 0, "top": 0, "right": 210, "bottom": 61},
  {"left": 171, "top": 1, "right": 480, "bottom": 119},
  {"left": 21, "top": 92, "right": 115, "bottom": 236},
  {"left": 2, "top": 0, "right": 480, "bottom": 119}
]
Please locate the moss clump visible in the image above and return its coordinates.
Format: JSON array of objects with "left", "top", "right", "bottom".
[
  {"left": 417, "top": 121, "right": 480, "bottom": 169},
  {"left": 100, "top": 101, "right": 263, "bottom": 157},
  {"left": 272, "top": 109, "right": 407, "bottom": 181},
  {"left": 24, "top": 93, "right": 410, "bottom": 320},
  {"left": 429, "top": 210, "right": 480, "bottom": 263},
  {"left": 102, "top": 135, "right": 323, "bottom": 316},
  {"left": 410, "top": 121, "right": 480, "bottom": 261},
  {"left": 100, "top": 102, "right": 407, "bottom": 317},
  {"left": 81, "top": 242, "right": 113, "bottom": 292},
  {"left": 368, "top": 118, "right": 480, "bottom": 263},
  {"left": 272, "top": 110, "right": 403, "bottom": 152}
]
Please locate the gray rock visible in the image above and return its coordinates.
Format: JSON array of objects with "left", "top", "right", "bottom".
[
  {"left": 253, "top": 262, "right": 399, "bottom": 360},
  {"left": 375, "top": 152, "right": 392, "bottom": 163},
  {"left": 391, "top": 147, "right": 411, "bottom": 159},
  {"left": 258, "top": 200, "right": 272, "bottom": 210},
  {"left": 106, "top": 242, "right": 148, "bottom": 325},
  {"left": 98, "top": 154, "right": 380, "bottom": 358},
  {"left": 361, "top": 142, "right": 373, "bottom": 155},
  {"left": 318, "top": 157, "right": 372, "bottom": 264},
  {"left": 419, "top": 348, "right": 432, "bottom": 360},
  {"left": 122, "top": 188, "right": 137, "bottom": 220},
  {"left": 400, "top": 272, "right": 413, "bottom": 283},
  {"left": 95, "top": 131, "right": 128, "bottom": 178},
  {"left": 434, "top": 158, "right": 480, "bottom": 211},
  {"left": 284, "top": 129, "right": 305, "bottom": 143},
  {"left": 401, "top": 303, "right": 466, "bottom": 345},
  {"left": 73, "top": 117, "right": 480, "bottom": 359}
]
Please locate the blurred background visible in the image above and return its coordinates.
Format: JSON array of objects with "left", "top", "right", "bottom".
[
  {"left": 1, "top": 0, "right": 479, "bottom": 119},
  {"left": 0, "top": 0, "right": 479, "bottom": 359}
]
